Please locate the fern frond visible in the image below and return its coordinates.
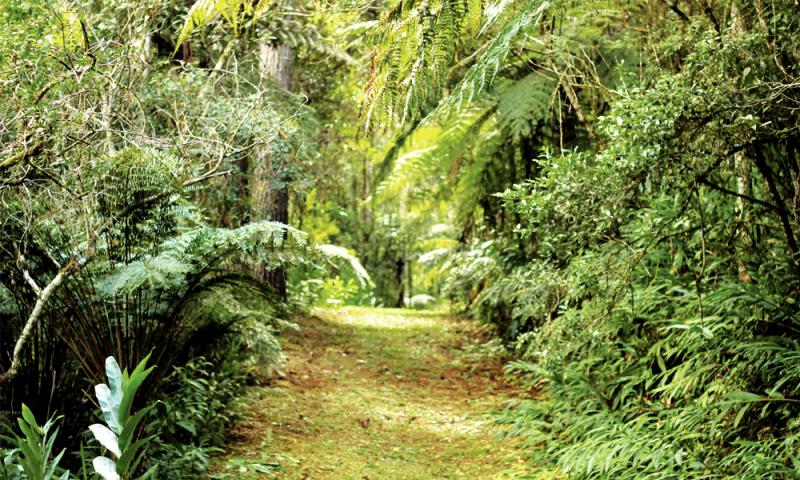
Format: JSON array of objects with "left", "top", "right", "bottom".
[
  {"left": 317, "top": 244, "right": 373, "bottom": 288},
  {"left": 175, "top": 0, "right": 269, "bottom": 52},
  {"left": 364, "top": 0, "right": 482, "bottom": 128},
  {"left": 97, "top": 221, "right": 309, "bottom": 297},
  {"left": 448, "top": 0, "right": 552, "bottom": 109},
  {"left": 366, "top": 0, "right": 555, "bottom": 129},
  {"left": 496, "top": 72, "right": 557, "bottom": 142},
  {"left": 375, "top": 102, "right": 494, "bottom": 199}
]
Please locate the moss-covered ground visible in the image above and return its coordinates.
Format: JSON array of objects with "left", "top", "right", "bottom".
[{"left": 212, "top": 307, "right": 531, "bottom": 479}]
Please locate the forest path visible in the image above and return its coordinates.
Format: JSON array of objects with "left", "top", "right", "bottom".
[{"left": 212, "top": 307, "right": 529, "bottom": 479}]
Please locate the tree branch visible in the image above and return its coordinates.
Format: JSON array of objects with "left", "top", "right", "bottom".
[
  {"left": 0, "top": 260, "right": 76, "bottom": 385},
  {"left": 662, "top": 1, "right": 690, "bottom": 23},
  {"left": 696, "top": 177, "right": 781, "bottom": 213},
  {"left": 0, "top": 140, "right": 44, "bottom": 173},
  {"left": 752, "top": 147, "right": 799, "bottom": 260}
]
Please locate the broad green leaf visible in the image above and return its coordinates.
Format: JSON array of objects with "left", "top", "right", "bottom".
[{"left": 726, "top": 391, "right": 764, "bottom": 402}]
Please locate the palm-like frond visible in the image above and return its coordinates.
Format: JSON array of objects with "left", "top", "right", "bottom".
[
  {"left": 175, "top": 0, "right": 271, "bottom": 50},
  {"left": 364, "top": 0, "right": 554, "bottom": 129}
]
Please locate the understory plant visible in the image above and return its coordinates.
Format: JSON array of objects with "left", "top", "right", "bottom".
[
  {"left": 0, "top": 406, "right": 69, "bottom": 480},
  {"left": 89, "top": 356, "right": 156, "bottom": 480},
  {"left": 0, "top": 357, "right": 158, "bottom": 480},
  {"left": 146, "top": 355, "right": 246, "bottom": 479}
]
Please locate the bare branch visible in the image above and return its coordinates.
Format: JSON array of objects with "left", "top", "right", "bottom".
[{"left": 0, "top": 260, "right": 76, "bottom": 385}]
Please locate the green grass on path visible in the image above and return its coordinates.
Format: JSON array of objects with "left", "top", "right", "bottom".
[{"left": 212, "top": 307, "right": 533, "bottom": 479}]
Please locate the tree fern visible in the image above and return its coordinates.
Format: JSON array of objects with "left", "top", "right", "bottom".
[
  {"left": 175, "top": 0, "right": 270, "bottom": 51},
  {"left": 363, "top": 0, "right": 486, "bottom": 128},
  {"left": 365, "top": 0, "right": 554, "bottom": 128},
  {"left": 447, "top": 0, "right": 552, "bottom": 109},
  {"left": 496, "top": 72, "right": 556, "bottom": 142},
  {"left": 374, "top": 102, "right": 494, "bottom": 199},
  {"left": 96, "top": 222, "right": 308, "bottom": 298}
]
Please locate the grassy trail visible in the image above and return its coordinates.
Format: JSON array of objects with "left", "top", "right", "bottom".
[{"left": 213, "top": 307, "right": 529, "bottom": 479}]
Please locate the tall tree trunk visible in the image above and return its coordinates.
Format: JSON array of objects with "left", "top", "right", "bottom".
[
  {"left": 252, "top": 43, "right": 293, "bottom": 299},
  {"left": 730, "top": 4, "right": 752, "bottom": 282}
]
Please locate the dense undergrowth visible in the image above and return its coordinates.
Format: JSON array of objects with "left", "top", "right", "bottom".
[
  {"left": 2, "top": 0, "right": 799, "bottom": 478},
  {"left": 406, "top": 3, "right": 800, "bottom": 478},
  {"left": 0, "top": 0, "right": 342, "bottom": 478}
]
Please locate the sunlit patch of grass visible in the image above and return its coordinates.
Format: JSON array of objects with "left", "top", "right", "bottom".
[
  {"left": 214, "top": 307, "right": 531, "bottom": 479},
  {"left": 319, "top": 306, "right": 451, "bottom": 330}
]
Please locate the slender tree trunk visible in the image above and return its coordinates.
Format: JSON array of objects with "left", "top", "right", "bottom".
[
  {"left": 251, "top": 43, "right": 293, "bottom": 299},
  {"left": 406, "top": 255, "right": 413, "bottom": 301},
  {"left": 395, "top": 256, "right": 405, "bottom": 308},
  {"left": 734, "top": 151, "right": 752, "bottom": 281},
  {"left": 730, "top": 4, "right": 752, "bottom": 281}
]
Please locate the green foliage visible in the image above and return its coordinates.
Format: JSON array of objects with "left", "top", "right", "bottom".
[
  {"left": 363, "top": 0, "right": 484, "bottom": 127},
  {"left": 289, "top": 244, "right": 375, "bottom": 308},
  {"left": 6, "top": 0, "right": 800, "bottom": 478},
  {"left": 364, "top": 0, "right": 555, "bottom": 127},
  {"left": 496, "top": 72, "right": 555, "bottom": 143},
  {"left": 175, "top": 0, "right": 270, "bottom": 49},
  {"left": 316, "top": 245, "right": 373, "bottom": 289},
  {"left": 0, "top": 406, "right": 69, "bottom": 480},
  {"left": 461, "top": 3, "right": 800, "bottom": 477},
  {"left": 357, "top": 0, "right": 800, "bottom": 477},
  {"left": 89, "top": 356, "right": 156, "bottom": 480},
  {"left": 147, "top": 355, "right": 246, "bottom": 479},
  {"left": 446, "top": 0, "right": 552, "bottom": 109}
]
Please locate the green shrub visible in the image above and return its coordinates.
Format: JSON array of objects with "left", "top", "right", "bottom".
[
  {"left": 88, "top": 356, "right": 156, "bottom": 480},
  {"left": 0, "top": 406, "right": 69, "bottom": 480},
  {"left": 146, "top": 355, "right": 247, "bottom": 480}
]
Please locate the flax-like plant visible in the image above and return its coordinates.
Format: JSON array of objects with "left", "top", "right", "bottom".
[{"left": 0, "top": 406, "right": 69, "bottom": 480}]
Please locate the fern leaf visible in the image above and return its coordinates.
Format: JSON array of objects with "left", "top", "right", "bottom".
[
  {"left": 175, "top": 0, "right": 269, "bottom": 53},
  {"left": 449, "top": 0, "right": 552, "bottom": 110},
  {"left": 496, "top": 72, "right": 557, "bottom": 142}
]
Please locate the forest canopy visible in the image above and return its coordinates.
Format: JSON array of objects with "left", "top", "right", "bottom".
[{"left": 1, "top": 0, "right": 799, "bottom": 478}]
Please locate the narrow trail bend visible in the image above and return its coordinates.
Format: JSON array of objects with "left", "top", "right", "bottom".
[{"left": 215, "top": 307, "right": 529, "bottom": 479}]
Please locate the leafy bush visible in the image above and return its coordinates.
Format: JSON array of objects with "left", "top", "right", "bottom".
[
  {"left": 146, "top": 353, "right": 248, "bottom": 479},
  {"left": 0, "top": 406, "right": 69, "bottom": 480},
  {"left": 478, "top": 11, "right": 800, "bottom": 477}
]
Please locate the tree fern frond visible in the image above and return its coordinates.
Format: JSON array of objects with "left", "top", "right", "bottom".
[
  {"left": 364, "top": 0, "right": 481, "bottom": 128},
  {"left": 175, "top": 0, "right": 269, "bottom": 52},
  {"left": 365, "top": 0, "right": 556, "bottom": 129},
  {"left": 447, "top": 0, "right": 552, "bottom": 110},
  {"left": 375, "top": 102, "right": 495, "bottom": 199},
  {"left": 496, "top": 71, "right": 557, "bottom": 142},
  {"left": 97, "top": 222, "right": 309, "bottom": 297}
]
